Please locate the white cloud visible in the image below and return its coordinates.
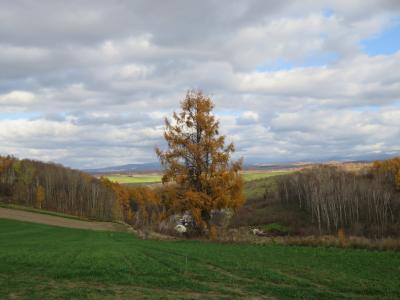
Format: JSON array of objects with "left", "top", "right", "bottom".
[
  {"left": 0, "top": 91, "right": 36, "bottom": 106},
  {"left": 237, "top": 52, "right": 400, "bottom": 107},
  {"left": 0, "top": 1, "right": 399, "bottom": 167}
]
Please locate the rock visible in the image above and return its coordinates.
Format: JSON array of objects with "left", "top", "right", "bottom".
[{"left": 175, "top": 224, "right": 187, "bottom": 233}]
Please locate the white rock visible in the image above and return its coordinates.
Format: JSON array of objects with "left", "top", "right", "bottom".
[
  {"left": 251, "top": 228, "right": 263, "bottom": 235},
  {"left": 175, "top": 224, "right": 187, "bottom": 233}
]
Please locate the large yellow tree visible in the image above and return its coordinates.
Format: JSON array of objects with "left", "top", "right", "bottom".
[{"left": 156, "top": 90, "right": 244, "bottom": 232}]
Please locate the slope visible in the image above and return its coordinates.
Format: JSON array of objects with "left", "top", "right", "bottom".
[{"left": 0, "top": 207, "right": 128, "bottom": 232}]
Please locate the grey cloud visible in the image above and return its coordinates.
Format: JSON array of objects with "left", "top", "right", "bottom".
[
  {"left": 0, "top": 1, "right": 289, "bottom": 47},
  {"left": 0, "top": 1, "right": 399, "bottom": 167}
]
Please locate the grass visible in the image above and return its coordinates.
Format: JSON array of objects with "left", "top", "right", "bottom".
[
  {"left": 231, "top": 171, "right": 313, "bottom": 232},
  {"left": 243, "top": 175, "right": 277, "bottom": 200},
  {"left": 241, "top": 170, "right": 292, "bottom": 182},
  {"left": 105, "top": 170, "right": 292, "bottom": 185},
  {"left": 1, "top": 219, "right": 400, "bottom": 299}
]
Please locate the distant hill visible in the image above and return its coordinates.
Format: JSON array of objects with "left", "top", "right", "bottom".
[
  {"left": 246, "top": 160, "right": 372, "bottom": 171},
  {"left": 85, "top": 160, "right": 373, "bottom": 175},
  {"left": 85, "top": 161, "right": 296, "bottom": 174},
  {"left": 244, "top": 162, "right": 310, "bottom": 170},
  {"left": 84, "top": 162, "right": 161, "bottom": 174}
]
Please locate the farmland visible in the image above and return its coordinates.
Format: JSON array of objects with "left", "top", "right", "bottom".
[
  {"left": 105, "top": 174, "right": 162, "bottom": 184},
  {"left": 1, "top": 218, "right": 399, "bottom": 299},
  {"left": 241, "top": 170, "right": 293, "bottom": 181}
]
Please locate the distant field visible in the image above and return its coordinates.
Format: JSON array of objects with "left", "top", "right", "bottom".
[
  {"left": 105, "top": 174, "right": 162, "bottom": 184},
  {"left": 1, "top": 218, "right": 399, "bottom": 299},
  {"left": 241, "top": 170, "right": 292, "bottom": 181},
  {"left": 105, "top": 170, "right": 292, "bottom": 185}
]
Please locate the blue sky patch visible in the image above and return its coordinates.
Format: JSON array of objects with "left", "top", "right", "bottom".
[
  {"left": 322, "top": 8, "right": 334, "bottom": 18},
  {"left": 0, "top": 112, "right": 41, "bottom": 120},
  {"left": 351, "top": 106, "right": 381, "bottom": 113},
  {"left": 362, "top": 18, "right": 400, "bottom": 56},
  {"left": 256, "top": 52, "right": 338, "bottom": 72}
]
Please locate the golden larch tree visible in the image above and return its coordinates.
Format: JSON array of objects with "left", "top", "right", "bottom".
[{"left": 156, "top": 90, "right": 244, "bottom": 232}]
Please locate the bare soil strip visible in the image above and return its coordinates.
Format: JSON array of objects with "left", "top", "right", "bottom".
[{"left": 0, "top": 207, "right": 127, "bottom": 232}]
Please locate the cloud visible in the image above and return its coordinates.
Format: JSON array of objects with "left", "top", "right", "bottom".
[
  {"left": 237, "top": 52, "right": 400, "bottom": 107},
  {"left": 236, "top": 111, "right": 259, "bottom": 125},
  {"left": 0, "top": 1, "right": 399, "bottom": 168},
  {"left": 0, "top": 91, "right": 36, "bottom": 108}
]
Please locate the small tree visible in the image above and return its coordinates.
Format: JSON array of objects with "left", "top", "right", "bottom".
[
  {"left": 35, "top": 185, "right": 45, "bottom": 209},
  {"left": 156, "top": 90, "right": 244, "bottom": 233}
]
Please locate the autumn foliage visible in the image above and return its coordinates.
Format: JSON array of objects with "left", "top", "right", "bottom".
[
  {"left": 156, "top": 90, "right": 244, "bottom": 232},
  {"left": 0, "top": 156, "right": 116, "bottom": 220},
  {"left": 372, "top": 157, "right": 400, "bottom": 190},
  {"left": 0, "top": 155, "right": 164, "bottom": 228}
]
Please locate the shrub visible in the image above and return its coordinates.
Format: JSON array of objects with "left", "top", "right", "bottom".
[
  {"left": 338, "top": 228, "right": 347, "bottom": 247},
  {"left": 260, "top": 223, "right": 290, "bottom": 235}
]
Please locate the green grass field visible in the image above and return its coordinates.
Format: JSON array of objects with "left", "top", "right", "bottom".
[
  {"left": 1, "top": 219, "right": 399, "bottom": 299},
  {"left": 106, "top": 175, "right": 162, "bottom": 184},
  {"left": 105, "top": 170, "right": 292, "bottom": 185},
  {"left": 241, "top": 170, "right": 291, "bottom": 182}
]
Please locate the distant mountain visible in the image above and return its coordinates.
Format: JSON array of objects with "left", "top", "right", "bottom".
[
  {"left": 84, "top": 162, "right": 161, "bottom": 174},
  {"left": 85, "top": 160, "right": 374, "bottom": 174},
  {"left": 86, "top": 161, "right": 288, "bottom": 174}
]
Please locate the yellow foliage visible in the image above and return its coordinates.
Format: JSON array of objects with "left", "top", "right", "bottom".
[
  {"left": 100, "top": 177, "right": 131, "bottom": 221},
  {"left": 100, "top": 176, "right": 163, "bottom": 226},
  {"left": 0, "top": 156, "right": 14, "bottom": 175},
  {"left": 372, "top": 157, "right": 400, "bottom": 190},
  {"left": 156, "top": 90, "right": 245, "bottom": 231}
]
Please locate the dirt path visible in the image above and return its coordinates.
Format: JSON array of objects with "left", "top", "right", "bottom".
[{"left": 0, "top": 207, "right": 129, "bottom": 232}]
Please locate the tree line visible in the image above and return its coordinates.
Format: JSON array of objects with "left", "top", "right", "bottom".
[
  {"left": 0, "top": 156, "right": 119, "bottom": 221},
  {"left": 275, "top": 158, "right": 400, "bottom": 237}
]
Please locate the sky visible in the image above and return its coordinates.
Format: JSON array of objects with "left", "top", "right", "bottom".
[{"left": 0, "top": 0, "right": 400, "bottom": 169}]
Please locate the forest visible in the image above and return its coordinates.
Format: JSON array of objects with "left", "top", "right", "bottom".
[
  {"left": 0, "top": 156, "right": 118, "bottom": 221},
  {"left": 0, "top": 155, "right": 169, "bottom": 229},
  {"left": 1, "top": 154, "right": 400, "bottom": 239},
  {"left": 274, "top": 158, "right": 400, "bottom": 237}
]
